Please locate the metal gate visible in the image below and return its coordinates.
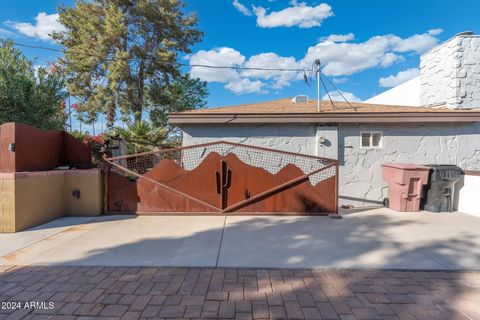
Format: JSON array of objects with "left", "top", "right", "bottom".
[{"left": 103, "top": 141, "right": 338, "bottom": 215}]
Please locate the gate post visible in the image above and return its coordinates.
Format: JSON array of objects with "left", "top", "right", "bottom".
[
  {"left": 335, "top": 161, "right": 339, "bottom": 214},
  {"left": 103, "top": 159, "right": 110, "bottom": 214}
]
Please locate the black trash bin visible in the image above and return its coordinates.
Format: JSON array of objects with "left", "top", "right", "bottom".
[{"left": 422, "top": 165, "right": 462, "bottom": 212}]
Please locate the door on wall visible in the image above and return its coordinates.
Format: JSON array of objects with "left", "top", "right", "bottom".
[
  {"left": 316, "top": 125, "right": 338, "bottom": 159},
  {"left": 104, "top": 141, "right": 339, "bottom": 214}
]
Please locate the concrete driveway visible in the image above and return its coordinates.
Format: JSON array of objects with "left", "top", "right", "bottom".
[{"left": 1, "top": 209, "right": 480, "bottom": 270}]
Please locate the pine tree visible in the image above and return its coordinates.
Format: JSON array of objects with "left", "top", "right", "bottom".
[{"left": 53, "top": 0, "right": 205, "bottom": 128}]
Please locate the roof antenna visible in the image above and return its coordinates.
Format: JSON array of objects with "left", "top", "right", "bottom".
[{"left": 315, "top": 59, "right": 321, "bottom": 112}]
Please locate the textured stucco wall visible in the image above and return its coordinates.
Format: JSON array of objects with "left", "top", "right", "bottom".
[
  {"left": 64, "top": 171, "right": 104, "bottom": 217},
  {"left": 339, "top": 122, "right": 480, "bottom": 206},
  {"left": 0, "top": 169, "right": 103, "bottom": 233},
  {"left": 181, "top": 124, "right": 318, "bottom": 155},
  {"left": 14, "top": 174, "right": 66, "bottom": 232},
  {"left": 420, "top": 35, "right": 480, "bottom": 109},
  {"left": 181, "top": 122, "right": 480, "bottom": 207},
  {"left": 0, "top": 179, "right": 15, "bottom": 233}
]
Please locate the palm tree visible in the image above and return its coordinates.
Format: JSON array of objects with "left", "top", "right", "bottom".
[{"left": 114, "top": 121, "right": 169, "bottom": 154}]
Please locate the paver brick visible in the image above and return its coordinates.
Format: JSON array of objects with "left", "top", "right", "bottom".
[
  {"left": 236, "top": 301, "right": 252, "bottom": 313},
  {"left": 302, "top": 307, "right": 322, "bottom": 320},
  {"left": 129, "top": 294, "right": 151, "bottom": 311},
  {"left": 229, "top": 291, "right": 244, "bottom": 300},
  {"left": 99, "top": 304, "right": 128, "bottom": 317},
  {"left": 101, "top": 294, "right": 122, "bottom": 305},
  {"left": 184, "top": 305, "right": 202, "bottom": 318},
  {"left": 317, "top": 302, "right": 339, "bottom": 320},
  {"left": 207, "top": 291, "right": 229, "bottom": 301},
  {"left": 269, "top": 306, "right": 287, "bottom": 320},
  {"left": 181, "top": 295, "right": 205, "bottom": 306},
  {"left": 364, "top": 293, "right": 390, "bottom": 304},
  {"left": 201, "top": 310, "right": 218, "bottom": 318},
  {"left": 203, "top": 300, "right": 220, "bottom": 312},
  {"left": 1, "top": 266, "right": 479, "bottom": 320},
  {"left": 57, "top": 303, "right": 81, "bottom": 315},
  {"left": 219, "top": 301, "right": 236, "bottom": 318},
  {"left": 158, "top": 305, "right": 185, "bottom": 318},
  {"left": 164, "top": 295, "right": 182, "bottom": 305},
  {"left": 141, "top": 305, "right": 161, "bottom": 318},
  {"left": 235, "top": 312, "right": 253, "bottom": 320},
  {"left": 284, "top": 301, "right": 304, "bottom": 320},
  {"left": 252, "top": 302, "right": 269, "bottom": 319},
  {"left": 351, "top": 307, "right": 382, "bottom": 320}
]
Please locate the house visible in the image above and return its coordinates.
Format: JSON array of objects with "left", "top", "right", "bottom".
[{"left": 169, "top": 32, "right": 480, "bottom": 207}]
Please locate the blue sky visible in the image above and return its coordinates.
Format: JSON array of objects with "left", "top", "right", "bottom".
[{"left": 0, "top": 0, "right": 479, "bottom": 132}]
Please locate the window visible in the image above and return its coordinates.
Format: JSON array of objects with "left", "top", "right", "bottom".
[{"left": 360, "top": 131, "right": 382, "bottom": 148}]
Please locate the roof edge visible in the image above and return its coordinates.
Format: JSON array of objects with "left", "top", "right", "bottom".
[{"left": 169, "top": 112, "right": 480, "bottom": 125}]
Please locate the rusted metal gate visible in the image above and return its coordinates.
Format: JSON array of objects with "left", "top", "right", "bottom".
[{"left": 103, "top": 141, "right": 338, "bottom": 215}]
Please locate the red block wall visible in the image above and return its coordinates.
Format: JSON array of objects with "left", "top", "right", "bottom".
[{"left": 0, "top": 123, "right": 92, "bottom": 172}]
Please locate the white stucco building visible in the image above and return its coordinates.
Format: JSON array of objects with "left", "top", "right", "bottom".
[
  {"left": 169, "top": 33, "right": 480, "bottom": 208},
  {"left": 366, "top": 31, "right": 480, "bottom": 109}
]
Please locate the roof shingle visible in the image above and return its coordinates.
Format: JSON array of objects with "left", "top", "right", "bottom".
[{"left": 173, "top": 98, "right": 476, "bottom": 115}]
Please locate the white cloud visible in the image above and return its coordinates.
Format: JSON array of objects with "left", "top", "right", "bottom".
[
  {"left": 9, "top": 12, "right": 65, "bottom": 41},
  {"left": 379, "top": 68, "right": 419, "bottom": 87},
  {"left": 380, "top": 52, "right": 403, "bottom": 67},
  {"left": 428, "top": 28, "right": 443, "bottom": 36},
  {"left": 187, "top": 49, "right": 300, "bottom": 94},
  {"left": 303, "top": 35, "right": 394, "bottom": 76},
  {"left": 233, "top": 0, "right": 252, "bottom": 16},
  {"left": 392, "top": 30, "right": 442, "bottom": 53},
  {"left": 242, "top": 53, "right": 301, "bottom": 89},
  {"left": 302, "top": 30, "right": 441, "bottom": 76},
  {"left": 322, "top": 90, "right": 361, "bottom": 102},
  {"left": 188, "top": 47, "right": 268, "bottom": 94},
  {"left": 189, "top": 47, "right": 245, "bottom": 83},
  {"left": 253, "top": 2, "right": 333, "bottom": 28},
  {"left": 187, "top": 29, "right": 442, "bottom": 94},
  {"left": 323, "top": 33, "right": 355, "bottom": 43},
  {"left": 332, "top": 77, "right": 348, "bottom": 84},
  {"left": 225, "top": 78, "right": 265, "bottom": 94}
]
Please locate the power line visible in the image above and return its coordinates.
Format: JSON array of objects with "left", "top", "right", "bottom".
[
  {"left": 8, "top": 40, "right": 305, "bottom": 72},
  {"left": 6, "top": 38, "right": 358, "bottom": 109},
  {"left": 319, "top": 76, "right": 335, "bottom": 110},
  {"left": 321, "top": 74, "right": 357, "bottom": 111}
]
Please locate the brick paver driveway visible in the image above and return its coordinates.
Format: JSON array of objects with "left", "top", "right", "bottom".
[{"left": 1, "top": 266, "right": 479, "bottom": 320}]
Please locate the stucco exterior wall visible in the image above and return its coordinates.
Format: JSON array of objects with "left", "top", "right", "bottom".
[
  {"left": 420, "top": 35, "right": 480, "bottom": 109},
  {"left": 0, "top": 169, "right": 103, "bottom": 233},
  {"left": 181, "top": 122, "right": 480, "bottom": 208},
  {"left": 339, "top": 122, "right": 480, "bottom": 206},
  {"left": 14, "top": 174, "right": 65, "bottom": 232},
  {"left": 181, "top": 124, "right": 318, "bottom": 155},
  {"left": 0, "top": 179, "right": 15, "bottom": 233}
]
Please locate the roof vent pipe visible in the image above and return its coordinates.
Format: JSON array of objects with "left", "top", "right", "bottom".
[{"left": 291, "top": 95, "right": 309, "bottom": 103}]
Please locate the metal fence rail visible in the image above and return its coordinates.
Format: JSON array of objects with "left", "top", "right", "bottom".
[{"left": 105, "top": 141, "right": 337, "bottom": 186}]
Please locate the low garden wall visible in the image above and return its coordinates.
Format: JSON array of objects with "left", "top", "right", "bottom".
[
  {"left": 0, "top": 169, "right": 103, "bottom": 233},
  {"left": 0, "top": 123, "right": 101, "bottom": 233},
  {"left": 0, "top": 122, "right": 92, "bottom": 172}
]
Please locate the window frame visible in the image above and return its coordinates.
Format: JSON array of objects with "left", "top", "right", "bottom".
[{"left": 360, "top": 131, "right": 383, "bottom": 149}]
